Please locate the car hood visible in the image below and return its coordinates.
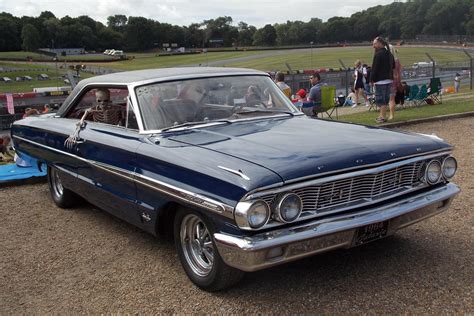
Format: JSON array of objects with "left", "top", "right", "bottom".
[{"left": 166, "top": 116, "right": 451, "bottom": 182}]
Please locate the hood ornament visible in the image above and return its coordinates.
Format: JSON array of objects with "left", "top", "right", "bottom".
[{"left": 218, "top": 166, "right": 250, "bottom": 181}]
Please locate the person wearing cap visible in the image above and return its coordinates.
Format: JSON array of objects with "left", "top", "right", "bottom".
[
  {"left": 292, "top": 89, "right": 307, "bottom": 102},
  {"left": 274, "top": 72, "right": 292, "bottom": 99},
  {"left": 291, "top": 89, "right": 307, "bottom": 112}
]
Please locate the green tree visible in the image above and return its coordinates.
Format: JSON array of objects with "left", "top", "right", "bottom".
[
  {"left": 183, "top": 23, "right": 205, "bottom": 47},
  {"left": 21, "top": 24, "right": 40, "bottom": 51},
  {"left": 236, "top": 22, "right": 256, "bottom": 46},
  {"left": 107, "top": 15, "right": 127, "bottom": 33},
  {"left": 124, "top": 16, "right": 155, "bottom": 51},
  {"left": 0, "top": 13, "right": 21, "bottom": 51},
  {"left": 423, "top": 0, "right": 471, "bottom": 35},
  {"left": 202, "top": 16, "right": 237, "bottom": 46},
  {"left": 97, "top": 28, "right": 123, "bottom": 49},
  {"left": 253, "top": 24, "right": 277, "bottom": 46},
  {"left": 305, "top": 18, "right": 323, "bottom": 43}
]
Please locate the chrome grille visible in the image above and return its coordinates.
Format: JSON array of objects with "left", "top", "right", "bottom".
[{"left": 261, "top": 161, "right": 425, "bottom": 213}]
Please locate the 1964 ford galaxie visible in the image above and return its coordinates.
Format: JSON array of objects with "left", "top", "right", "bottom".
[{"left": 11, "top": 68, "right": 459, "bottom": 291}]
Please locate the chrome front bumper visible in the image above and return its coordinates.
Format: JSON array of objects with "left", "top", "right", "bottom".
[{"left": 214, "top": 183, "right": 460, "bottom": 272}]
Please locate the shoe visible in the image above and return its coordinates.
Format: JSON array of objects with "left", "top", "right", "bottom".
[
  {"left": 351, "top": 104, "right": 357, "bottom": 108},
  {"left": 375, "top": 117, "right": 386, "bottom": 123},
  {"left": 388, "top": 115, "right": 394, "bottom": 121},
  {"left": 365, "top": 102, "right": 370, "bottom": 107}
]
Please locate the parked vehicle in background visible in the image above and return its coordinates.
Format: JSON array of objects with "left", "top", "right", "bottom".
[
  {"left": 23, "top": 76, "right": 32, "bottom": 81},
  {"left": 111, "top": 50, "right": 124, "bottom": 56},
  {"left": 11, "top": 67, "right": 460, "bottom": 292},
  {"left": 2, "top": 77, "right": 12, "bottom": 83},
  {"left": 412, "top": 62, "right": 434, "bottom": 69},
  {"left": 103, "top": 49, "right": 112, "bottom": 55},
  {"left": 37, "top": 74, "right": 50, "bottom": 80},
  {"left": 15, "top": 77, "right": 24, "bottom": 81}
]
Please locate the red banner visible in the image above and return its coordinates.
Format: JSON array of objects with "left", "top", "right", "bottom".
[{"left": 6, "top": 93, "right": 15, "bottom": 114}]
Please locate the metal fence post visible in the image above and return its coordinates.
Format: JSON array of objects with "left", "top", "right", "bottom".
[
  {"left": 463, "top": 50, "right": 473, "bottom": 90},
  {"left": 339, "top": 59, "right": 348, "bottom": 96},
  {"left": 285, "top": 62, "right": 296, "bottom": 95},
  {"left": 425, "top": 52, "right": 436, "bottom": 78}
]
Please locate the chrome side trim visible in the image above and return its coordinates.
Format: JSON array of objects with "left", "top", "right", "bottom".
[
  {"left": 13, "top": 135, "right": 234, "bottom": 219},
  {"left": 214, "top": 183, "right": 460, "bottom": 272},
  {"left": 134, "top": 173, "right": 234, "bottom": 218},
  {"left": 13, "top": 135, "right": 90, "bottom": 164},
  {"left": 244, "top": 149, "right": 452, "bottom": 199},
  {"left": 218, "top": 166, "right": 251, "bottom": 181}
]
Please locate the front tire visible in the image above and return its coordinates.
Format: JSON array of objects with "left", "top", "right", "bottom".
[
  {"left": 174, "top": 208, "right": 244, "bottom": 291},
  {"left": 47, "top": 166, "right": 80, "bottom": 208}
]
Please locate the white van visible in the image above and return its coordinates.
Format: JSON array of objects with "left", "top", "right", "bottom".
[
  {"left": 111, "top": 50, "right": 124, "bottom": 56},
  {"left": 413, "top": 62, "right": 433, "bottom": 69}
]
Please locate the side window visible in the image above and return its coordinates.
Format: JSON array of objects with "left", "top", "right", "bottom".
[{"left": 65, "top": 87, "right": 138, "bottom": 130}]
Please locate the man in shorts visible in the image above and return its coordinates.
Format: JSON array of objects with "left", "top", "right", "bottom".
[{"left": 370, "top": 36, "right": 395, "bottom": 123}]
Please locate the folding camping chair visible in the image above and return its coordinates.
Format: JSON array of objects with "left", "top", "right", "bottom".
[
  {"left": 405, "top": 84, "right": 419, "bottom": 107},
  {"left": 366, "top": 92, "right": 377, "bottom": 111},
  {"left": 428, "top": 77, "right": 442, "bottom": 104},
  {"left": 314, "top": 86, "right": 337, "bottom": 119},
  {"left": 414, "top": 84, "right": 428, "bottom": 107}
]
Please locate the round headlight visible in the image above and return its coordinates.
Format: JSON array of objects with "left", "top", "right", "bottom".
[
  {"left": 442, "top": 156, "right": 457, "bottom": 180},
  {"left": 275, "top": 193, "right": 303, "bottom": 223},
  {"left": 235, "top": 200, "right": 270, "bottom": 229},
  {"left": 246, "top": 200, "right": 270, "bottom": 228},
  {"left": 425, "top": 160, "right": 442, "bottom": 184}
]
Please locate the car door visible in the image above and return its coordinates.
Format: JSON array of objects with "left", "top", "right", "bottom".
[{"left": 62, "top": 86, "right": 142, "bottom": 225}]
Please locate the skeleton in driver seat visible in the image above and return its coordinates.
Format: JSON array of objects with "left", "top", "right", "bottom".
[
  {"left": 89, "top": 89, "right": 122, "bottom": 125},
  {"left": 65, "top": 89, "right": 122, "bottom": 148}
]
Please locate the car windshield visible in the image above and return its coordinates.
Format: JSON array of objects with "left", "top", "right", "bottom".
[{"left": 135, "top": 75, "right": 297, "bottom": 131}]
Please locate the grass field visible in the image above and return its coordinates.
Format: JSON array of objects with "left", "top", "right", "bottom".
[
  {"left": 337, "top": 90, "right": 474, "bottom": 126},
  {"left": 86, "top": 46, "right": 469, "bottom": 72},
  {"left": 228, "top": 46, "right": 468, "bottom": 70},
  {"left": 90, "top": 51, "right": 267, "bottom": 70},
  {"left": 1, "top": 46, "right": 471, "bottom": 93},
  {"left": 0, "top": 62, "right": 93, "bottom": 93}
]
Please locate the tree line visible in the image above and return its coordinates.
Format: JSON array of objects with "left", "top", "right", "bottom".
[{"left": 0, "top": 0, "right": 473, "bottom": 52}]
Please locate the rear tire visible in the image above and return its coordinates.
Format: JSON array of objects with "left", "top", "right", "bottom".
[
  {"left": 174, "top": 208, "right": 244, "bottom": 291},
  {"left": 47, "top": 166, "right": 80, "bottom": 208}
]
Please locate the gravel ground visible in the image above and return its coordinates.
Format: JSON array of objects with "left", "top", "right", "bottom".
[{"left": 1, "top": 117, "right": 473, "bottom": 314}]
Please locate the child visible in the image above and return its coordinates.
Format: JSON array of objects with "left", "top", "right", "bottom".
[
  {"left": 454, "top": 73, "right": 461, "bottom": 93},
  {"left": 345, "top": 88, "right": 357, "bottom": 107}
]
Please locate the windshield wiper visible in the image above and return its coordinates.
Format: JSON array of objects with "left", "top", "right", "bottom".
[
  {"left": 234, "top": 109, "right": 294, "bottom": 116},
  {"left": 160, "top": 120, "right": 231, "bottom": 132}
]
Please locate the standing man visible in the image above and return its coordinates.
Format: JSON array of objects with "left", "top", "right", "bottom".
[
  {"left": 370, "top": 36, "right": 395, "bottom": 123},
  {"left": 275, "top": 72, "right": 292, "bottom": 99}
]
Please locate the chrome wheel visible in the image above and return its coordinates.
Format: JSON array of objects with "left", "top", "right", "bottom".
[
  {"left": 51, "top": 168, "right": 64, "bottom": 197},
  {"left": 180, "top": 214, "right": 214, "bottom": 277}
]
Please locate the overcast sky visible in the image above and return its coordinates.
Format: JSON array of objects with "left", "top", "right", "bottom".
[{"left": 1, "top": 0, "right": 400, "bottom": 27}]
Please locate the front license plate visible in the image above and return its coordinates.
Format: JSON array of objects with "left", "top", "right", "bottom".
[{"left": 353, "top": 221, "right": 389, "bottom": 246}]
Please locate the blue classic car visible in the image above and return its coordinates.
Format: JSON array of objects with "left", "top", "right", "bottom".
[{"left": 11, "top": 68, "right": 460, "bottom": 291}]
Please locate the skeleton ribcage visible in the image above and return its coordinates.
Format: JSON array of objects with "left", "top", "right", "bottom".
[{"left": 92, "top": 108, "right": 121, "bottom": 125}]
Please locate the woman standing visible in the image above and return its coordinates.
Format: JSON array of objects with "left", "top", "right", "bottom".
[
  {"left": 352, "top": 60, "right": 369, "bottom": 108},
  {"left": 370, "top": 36, "right": 395, "bottom": 123},
  {"left": 388, "top": 44, "right": 402, "bottom": 120}
]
